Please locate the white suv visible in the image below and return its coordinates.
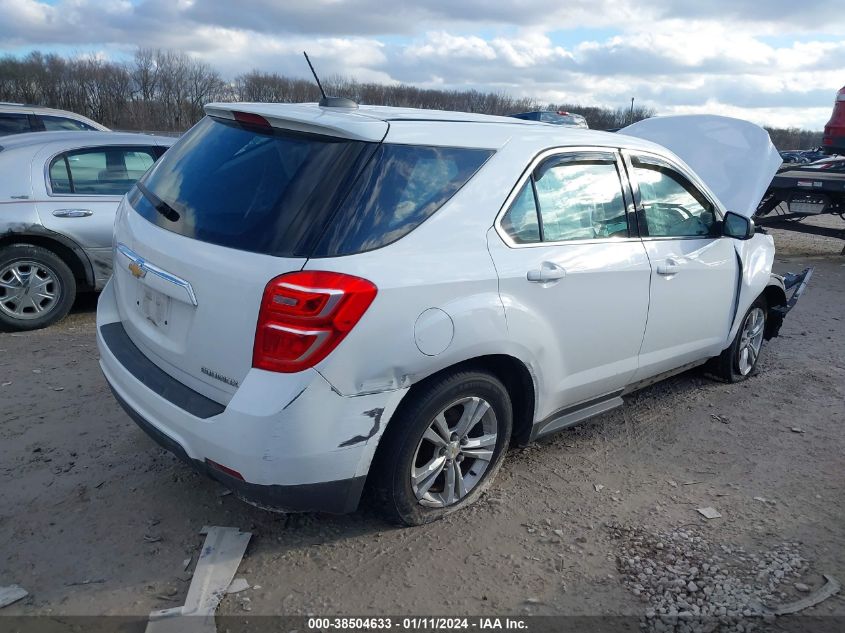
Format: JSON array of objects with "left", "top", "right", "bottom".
[
  {"left": 0, "top": 103, "right": 109, "bottom": 136},
  {"left": 96, "top": 104, "right": 810, "bottom": 525}
]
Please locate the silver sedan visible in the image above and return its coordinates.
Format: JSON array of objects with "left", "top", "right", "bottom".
[{"left": 0, "top": 130, "right": 175, "bottom": 331}]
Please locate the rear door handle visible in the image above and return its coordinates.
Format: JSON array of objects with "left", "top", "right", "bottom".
[
  {"left": 52, "top": 209, "right": 93, "bottom": 218},
  {"left": 527, "top": 263, "right": 566, "bottom": 283},
  {"left": 656, "top": 256, "right": 681, "bottom": 276}
]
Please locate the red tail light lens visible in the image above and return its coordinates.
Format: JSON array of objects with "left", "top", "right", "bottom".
[{"left": 253, "top": 271, "right": 377, "bottom": 373}]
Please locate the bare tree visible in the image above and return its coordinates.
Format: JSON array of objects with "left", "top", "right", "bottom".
[{"left": 0, "top": 49, "right": 824, "bottom": 148}]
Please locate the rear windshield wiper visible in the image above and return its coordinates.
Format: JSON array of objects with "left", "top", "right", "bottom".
[{"left": 136, "top": 181, "right": 180, "bottom": 222}]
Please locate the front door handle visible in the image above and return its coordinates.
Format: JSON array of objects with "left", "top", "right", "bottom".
[
  {"left": 52, "top": 209, "right": 93, "bottom": 218},
  {"left": 527, "top": 262, "right": 566, "bottom": 283}
]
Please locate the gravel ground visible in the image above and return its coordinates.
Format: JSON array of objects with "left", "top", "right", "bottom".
[{"left": 0, "top": 217, "right": 843, "bottom": 629}]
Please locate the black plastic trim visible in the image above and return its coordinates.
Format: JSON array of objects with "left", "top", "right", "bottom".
[
  {"left": 99, "top": 322, "right": 225, "bottom": 419},
  {"left": 108, "top": 385, "right": 366, "bottom": 514}
]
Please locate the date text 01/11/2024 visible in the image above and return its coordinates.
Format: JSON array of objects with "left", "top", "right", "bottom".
[{"left": 306, "top": 617, "right": 529, "bottom": 630}]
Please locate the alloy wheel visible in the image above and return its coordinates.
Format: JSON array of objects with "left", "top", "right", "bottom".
[
  {"left": 737, "top": 307, "right": 765, "bottom": 375},
  {"left": 410, "top": 396, "right": 498, "bottom": 508}
]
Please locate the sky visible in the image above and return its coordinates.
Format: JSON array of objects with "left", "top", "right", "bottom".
[{"left": 1, "top": 0, "right": 843, "bottom": 129}]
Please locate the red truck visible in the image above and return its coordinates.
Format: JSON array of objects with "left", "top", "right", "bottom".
[{"left": 823, "top": 85, "right": 845, "bottom": 155}]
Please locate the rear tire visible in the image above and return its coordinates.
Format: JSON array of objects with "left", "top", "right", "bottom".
[
  {"left": 708, "top": 296, "right": 767, "bottom": 383},
  {"left": 369, "top": 370, "right": 512, "bottom": 526},
  {"left": 0, "top": 244, "right": 76, "bottom": 332}
]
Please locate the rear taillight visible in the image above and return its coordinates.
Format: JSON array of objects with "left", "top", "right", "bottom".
[{"left": 252, "top": 271, "right": 377, "bottom": 373}]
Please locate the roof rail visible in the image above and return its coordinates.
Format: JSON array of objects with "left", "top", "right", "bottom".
[{"left": 0, "top": 101, "right": 43, "bottom": 107}]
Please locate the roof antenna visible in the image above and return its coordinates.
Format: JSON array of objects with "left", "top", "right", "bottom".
[{"left": 303, "top": 51, "right": 358, "bottom": 109}]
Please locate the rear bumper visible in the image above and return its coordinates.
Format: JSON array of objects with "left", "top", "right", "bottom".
[
  {"left": 96, "top": 279, "right": 408, "bottom": 514},
  {"left": 822, "top": 133, "right": 845, "bottom": 154},
  {"left": 108, "top": 385, "right": 366, "bottom": 513}
]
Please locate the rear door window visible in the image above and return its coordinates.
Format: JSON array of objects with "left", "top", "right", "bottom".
[
  {"left": 534, "top": 159, "right": 628, "bottom": 241},
  {"left": 49, "top": 146, "right": 158, "bottom": 195},
  {"left": 500, "top": 152, "right": 629, "bottom": 244}
]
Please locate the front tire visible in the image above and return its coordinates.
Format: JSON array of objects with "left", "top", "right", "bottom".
[
  {"left": 709, "top": 296, "right": 767, "bottom": 382},
  {"left": 0, "top": 244, "right": 76, "bottom": 332},
  {"left": 369, "top": 370, "right": 512, "bottom": 526}
]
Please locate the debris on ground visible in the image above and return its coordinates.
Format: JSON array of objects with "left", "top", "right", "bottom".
[
  {"left": 608, "top": 524, "right": 817, "bottom": 632},
  {"left": 144, "top": 526, "right": 251, "bottom": 633},
  {"left": 790, "top": 427, "right": 805, "bottom": 434},
  {"left": 65, "top": 578, "right": 105, "bottom": 587},
  {"left": 0, "top": 585, "right": 28, "bottom": 608},
  {"left": 594, "top": 484, "right": 605, "bottom": 492},
  {"left": 765, "top": 574, "right": 840, "bottom": 616},
  {"left": 696, "top": 507, "right": 722, "bottom": 520},
  {"left": 226, "top": 578, "right": 250, "bottom": 594}
]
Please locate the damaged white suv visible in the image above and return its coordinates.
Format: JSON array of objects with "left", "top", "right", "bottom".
[{"left": 97, "top": 104, "right": 811, "bottom": 525}]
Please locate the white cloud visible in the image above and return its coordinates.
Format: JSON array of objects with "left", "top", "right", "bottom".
[{"left": 0, "top": 0, "right": 842, "bottom": 128}]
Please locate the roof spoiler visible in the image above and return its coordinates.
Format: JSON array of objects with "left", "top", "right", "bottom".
[{"left": 203, "top": 103, "right": 388, "bottom": 142}]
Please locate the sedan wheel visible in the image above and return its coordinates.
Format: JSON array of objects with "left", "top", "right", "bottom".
[
  {"left": 0, "top": 260, "right": 61, "bottom": 320},
  {"left": 0, "top": 245, "right": 76, "bottom": 332}
]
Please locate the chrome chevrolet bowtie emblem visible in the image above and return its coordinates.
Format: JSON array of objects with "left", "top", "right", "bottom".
[{"left": 128, "top": 261, "right": 146, "bottom": 279}]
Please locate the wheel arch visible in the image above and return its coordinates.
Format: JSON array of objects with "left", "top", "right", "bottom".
[
  {"left": 0, "top": 231, "right": 94, "bottom": 291},
  {"left": 762, "top": 278, "right": 787, "bottom": 340},
  {"left": 384, "top": 353, "right": 537, "bottom": 448}
]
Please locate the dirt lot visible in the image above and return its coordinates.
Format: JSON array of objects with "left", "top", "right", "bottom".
[{"left": 1, "top": 219, "right": 843, "bottom": 626}]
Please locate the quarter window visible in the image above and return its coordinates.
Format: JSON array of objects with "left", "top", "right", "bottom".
[
  {"left": 500, "top": 154, "right": 629, "bottom": 244},
  {"left": 631, "top": 157, "right": 717, "bottom": 238},
  {"left": 49, "top": 147, "right": 157, "bottom": 195},
  {"left": 40, "top": 115, "right": 97, "bottom": 131},
  {"left": 312, "top": 144, "right": 493, "bottom": 257},
  {"left": 0, "top": 113, "right": 31, "bottom": 136},
  {"left": 499, "top": 182, "right": 540, "bottom": 244}
]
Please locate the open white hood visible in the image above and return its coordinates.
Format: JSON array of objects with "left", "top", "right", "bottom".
[{"left": 620, "top": 115, "right": 782, "bottom": 218}]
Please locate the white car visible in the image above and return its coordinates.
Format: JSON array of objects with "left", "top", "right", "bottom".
[
  {"left": 0, "top": 102, "right": 109, "bottom": 136},
  {"left": 96, "top": 104, "right": 810, "bottom": 525},
  {"left": 0, "top": 131, "right": 174, "bottom": 331}
]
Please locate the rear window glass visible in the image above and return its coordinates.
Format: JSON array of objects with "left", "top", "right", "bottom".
[
  {"left": 131, "top": 117, "right": 374, "bottom": 258},
  {"left": 132, "top": 116, "right": 493, "bottom": 258},
  {"left": 313, "top": 144, "right": 493, "bottom": 257}
]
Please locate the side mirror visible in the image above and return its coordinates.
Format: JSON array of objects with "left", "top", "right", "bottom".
[{"left": 722, "top": 211, "right": 755, "bottom": 240}]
